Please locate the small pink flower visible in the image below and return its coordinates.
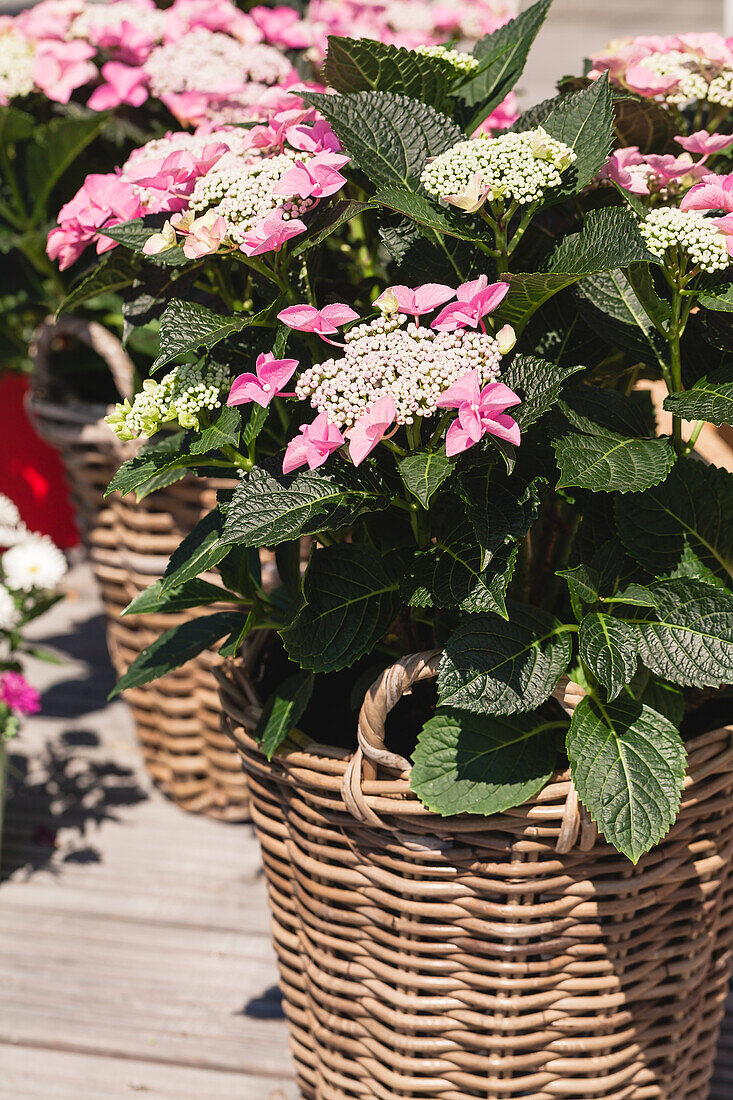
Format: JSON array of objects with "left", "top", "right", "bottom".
[
  {"left": 126, "top": 144, "right": 228, "bottom": 213},
  {"left": 250, "top": 4, "right": 310, "bottom": 48},
  {"left": 179, "top": 210, "right": 228, "bottom": 258},
  {"left": 598, "top": 147, "right": 650, "bottom": 195},
  {"left": 681, "top": 172, "right": 733, "bottom": 213},
  {"left": 644, "top": 152, "right": 702, "bottom": 182},
  {"left": 273, "top": 152, "right": 350, "bottom": 200},
  {"left": 47, "top": 174, "right": 144, "bottom": 269},
  {"left": 282, "top": 411, "right": 344, "bottom": 474},
  {"left": 240, "top": 210, "right": 307, "bottom": 257},
  {"left": 624, "top": 63, "right": 680, "bottom": 97},
  {"left": 286, "top": 119, "right": 342, "bottom": 154},
  {"left": 675, "top": 130, "right": 733, "bottom": 158},
  {"left": 346, "top": 395, "right": 396, "bottom": 466},
  {"left": 277, "top": 303, "right": 358, "bottom": 335},
  {"left": 437, "top": 372, "right": 521, "bottom": 457},
  {"left": 374, "top": 283, "right": 455, "bottom": 318},
  {"left": 88, "top": 62, "right": 149, "bottom": 111},
  {"left": 34, "top": 39, "right": 97, "bottom": 104},
  {"left": 432, "top": 276, "right": 510, "bottom": 332},
  {"left": 1, "top": 671, "right": 41, "bottom": 717},
  {"left": 228, "top": 353, "right": 299, "bottom": 408}
]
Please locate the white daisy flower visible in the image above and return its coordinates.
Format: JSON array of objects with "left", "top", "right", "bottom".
[
  {"left": 0, "top": 583, "right": 20, "bottom": 631},
  {"left": 2, "top": 535, "right": 68, "bottom": 592}
]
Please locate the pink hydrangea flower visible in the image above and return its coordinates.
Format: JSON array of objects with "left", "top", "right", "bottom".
[
  {"left": 599, "top": 147, "right": 650, "bottom": 195},
  {"left": 47, "top": 174, "right": 144, "bottom": 269},
  {"left": 432, "top": 277, "right": 510, "bottom": 332},
  {"left": 346, "top": 395, "right": 396, "bottom": 466},
  {"left": 176, "top": 210, "right": 228, "bottom": 258},
  {"left": 0, "top": 671, "right": 41, "bottom": 717},
  {"left": 623, "top": 63, "right": 680, "bottom": 97},
  {"left": 240, "top": 210, "right": 307, "bottom": 257},
  {"left": 278, "top": 303, "right": 358, "bottom": 335},
  {"left": 228, "top": 352, "right": 299, "bottom": 408},
  {"left": 681, "top": 172, "right": 733, "bottom": 213},
  {"left": 250, "top": 4, "right": 310, "bottom": 48},
  {"left": 374, "top": 283, "right": 456, "bottom": 318},
  {"left": 676, "top": 130, "right": 733, "bottom": 158},
  {"left": 273, "top": 152, "right": 350, "bottom": 200},
  {"left": 34, "top": 39, "right": 98, "bottom": 104},
  {"left": 437, "top": 372, "right": 522, "bottom": 457},
  {"left": 126, "top": 143, "right": 228, "bottom": 213},
  {"left": 282, "top": 411, "right": 344, "bottom": 474},
  {"left": 644, "top": 153, "right": 703, "bottom": 182},
  {"left": 88, "top": 62, "right": 149, "bottom": 111},
  {"left": 286, "top": 119, "right": 342, "bottom": 154}
]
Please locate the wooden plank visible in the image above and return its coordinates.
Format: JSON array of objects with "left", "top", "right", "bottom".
[{"left": 0, "top": 1044, "right": 299, "bottom": 1100}]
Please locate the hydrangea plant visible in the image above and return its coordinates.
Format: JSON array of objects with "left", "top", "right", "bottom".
[{"left": 63, "top": 0, "right": 733, "bottom": 864}]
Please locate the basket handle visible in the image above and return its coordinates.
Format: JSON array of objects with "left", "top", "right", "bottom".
[
  {"left": 343, "top": 652, "right": 596, "bottom": 852},
  {"left": 30, "top": 315, "right": 136, "bottom": 403}
]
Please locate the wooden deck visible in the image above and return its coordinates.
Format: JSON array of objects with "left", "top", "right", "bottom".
[{"left": 0, "top": 563, "right": 297, "bottom": 1100}]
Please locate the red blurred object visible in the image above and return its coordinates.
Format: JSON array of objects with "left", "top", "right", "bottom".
[{"left": 0, "top": 372, "right": 79, "bottom": 548}]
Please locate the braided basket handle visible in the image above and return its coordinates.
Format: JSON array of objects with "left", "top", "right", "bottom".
[
  {"left": 342, "top": 652, "right": 597, "bottom": 852},
  {"left": 30, "top": 315, "right": 136, "bottom": 402}
]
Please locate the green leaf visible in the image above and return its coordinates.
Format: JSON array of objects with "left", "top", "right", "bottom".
[
  {"left": 615, "top": 459, "right": 733, "bottom": 584},
  {"left": 100, "top": 219, "right": 188, "bottom": 265},
  {"left": 567, "top": 696, "right": 686, "bottom": 862},
  {"left": 324, "top": 36, "right": 454, "bottom": 107},
  {"left": 221, "top": 461, "right": 388, "bottom": 547},
  {"left": 699, "top": 283, "right": 733, "bottom": 312},
  {"left": 255, "top": 672, "right": 314, "bottom": 760},
  {"left": 575, "top": 269, "right": 666, "bottom": 365},
  {"left": 403, "top": 524, "right": 516, "bottom": 618},
  {"left": 189, "top": 405, "right": 240, "bottom": 454},
  {"left": 161, "top": 510, "right": 229, "bottom": 593},
  {"left": 282, "top": 545, "right": 400, "bottom": 673},
  {"left": 548, "top": 207, "right": 653, "bottom": 276},
  {"left": 105, "top": 451, "right": 195, "bottom": 500},
  {"left": 612, "top": 92, "right": 677, "bottom": 154},
  {"left": 438, "top": 603, "right": 572, "bottom": 716},
  {"left": 559, "top": 384, "right": 653, "bottom": 438},
  {"left": 372, "top": 187, "right": 489, "bottom": 242},
  {"left": 304, "top": 90, "right": 463, "bottom": 189},
  {"left": 557, "top": 564, "right": 601, "bottom": 615},
  {"left": 554, "top": 432, "right": 675, "bottom": 493},
  {"left": 662, "top": 364, "right": 733, "bottom": 426},
  {"left": 60, "top": 251, "right": 140, "bottom": 314},
  {"left": 290, "top": 198, "right": 371, "bottom": 256},
  {"left": 540, "top": 73, "right": 614, "bottom": 198},
  {"left": 0, "top": 105, "right": 35, "bottom": 145},
  {"left": 111, "top": 611, "right": 244, "bottom": 696},
  {"left": 153, "top": 299, "right": 249, "bottom": 371},
  {"left": 27, "top": 114, "right": 106, "bottom": 221},
  {"left": 456, "top": 0, "right": 552, "bottom": 124},
  {"left": 499, "top": 356, "right": 584, "bottom": 429},
  {"left": 122, "top": 577, "right": 235, "bottom": 616},
  {"left": 458, "top": 465, "right": 540, "bottom": 552},
  {"left": 218, "top": 610, "right": 255, "bottom": 659},
  {"left": 579, "top": 612, "right": 638, "bottom": 699},
  {"left": 398, "top": 450, "right": 452, "bottom": 508},
  {"left": 410, "top": 708, "right": 559, "bottom": 816}
]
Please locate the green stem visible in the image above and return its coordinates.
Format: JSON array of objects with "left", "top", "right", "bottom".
[
  {"left": 221, "top": 445, "right": 253, "bottom": 471},
  {"left": 683, "top": 420, "right": 705, "bottom": 455}
]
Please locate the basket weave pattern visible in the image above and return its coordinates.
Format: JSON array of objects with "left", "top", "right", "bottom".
[
  {"left": 27, "top": 317, "right": 249, "bottom": 820},
  {"left": 219, "top": 653, "right": 733, "bottom": 1099}
]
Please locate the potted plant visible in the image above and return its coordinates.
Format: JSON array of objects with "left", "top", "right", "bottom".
[
  {"left": 0, "top": 495, "right": 67, "bottom": 867},
  {"left": 72, "top": 1, "right": 733, "bottom": 1092}
]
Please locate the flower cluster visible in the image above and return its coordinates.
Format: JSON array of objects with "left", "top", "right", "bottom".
[
  {"left": 598, "top": 146, "right": 707, "bottom": 199},
  {"left": 641, "top": 207, "right": 732, "bottom": 272},
  {"left": 421, "top": 127, "right": 576, "bottom": 210},
  {"left": 106, "top": 360, "right": 231, "bottom": 440},
  {"left": 590, "top": 33, "right": 733, "bottom": 110},
  {"left": 0, "top": 22, "right": 35, "bottom": 104},
  {"left": 414, "top": 43, "right": 480, "bottom": 74}
]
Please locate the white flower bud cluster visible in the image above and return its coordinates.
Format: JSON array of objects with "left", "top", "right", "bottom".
[
  {"left": 641, "top": 207, "right": 731, "bottom": 272},
  {"left": 70, "top": 1, "right": 167, "bottom": 44},
  {"left": 708, "top": 69, "right": 733, "bottom": 108},
  {"left": 414, "top": 44, "right": 480, "bottom": 75},
  {"left": 421, "top": 127, "right": 577, "bottom": 207},
  {"left": 636, "top": 50, "right": 733, "bottom": 107},
  {"left": 106, "top": 361, "right": 231, "bottom": 440},
  {"left": 144, "top": 28, "right": 292, "bottom": 99},
  {"left": 295, "top": 314, "right": 503, "bottom": 429},
  {"left": 0, "top": 28, "right": 35, "bottom": 102},
  {"left": 189, "top": 148, "right": 314, "bottom": 244}
]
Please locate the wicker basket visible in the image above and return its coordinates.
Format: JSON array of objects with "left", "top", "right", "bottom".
[
  {"left": 219, "top": 652, "right": 733, "bottom": 1100},
  {"left": 27, "top": 317, "right": 250, "bottom": 820}
]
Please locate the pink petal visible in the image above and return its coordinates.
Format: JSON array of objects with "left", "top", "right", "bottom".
[
  {"left": 277, "top": 304, "right": 319, "bottom": 331},
  {"left": 346, "top": 394, "right": 395, "bottom": 466},
  {"left": 257, "top": 355, "right": 299, "bottom": 394},
  {"left": 473, "top": 282, "right": 510, "bottom": 316},
  {"left": 412, "top": 283, "right": 456, "bottom": 313},
  {"left": 282, "top": 435, "right": 311, "bottom": 474},
  {"left": 484, "top": 413, "right": 521, "bottom": 447},
  {"left": 445, "top": 419, "right": 476, "bottom": 457},
  {"left": 478, "top": 382, "right": 522, "bottom": 414},
  {"left": 431, "top": 302, "right": 477, "bottom": 331},
  {"left": 458, "top": 404, "right": 484, "bottom": 442},
  {"left": 227, "top": 374, "right": 267, "bottom": 407},
  {"left": 436, "top": 370, "right": 481, "bottom": 410},
  {"left": 457, "top": 275, "right": 488, "bottom": 302},
  {"left": 320, "top": 303, "right": 359, "bottom": 327}
]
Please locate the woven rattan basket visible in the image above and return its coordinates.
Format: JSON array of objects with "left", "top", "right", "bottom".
[
  {"left": 27, "top": 317, "right": 250, "bottom": 820},
  {"left": 219, "top": 652, "right": 733, "bottom": 1100}
]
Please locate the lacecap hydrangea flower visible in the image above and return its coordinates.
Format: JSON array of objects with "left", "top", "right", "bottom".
[
  {"left": 641, "top": 207, "right": 732, "bottom": 272},
  {"left": 421, "top": 127, "right": 576, "bottom": 210},
  {"left": 590, "top": 33, "right": 733, "bottom": 109},
  {"left": 106, "top": 360, "right": 231, "bottom": 440}
]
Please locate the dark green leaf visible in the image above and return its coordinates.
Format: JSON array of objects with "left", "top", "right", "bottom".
[
  {"left": 27, "top": 115, "right": 106, "bottom": 221},
  {"left": 438, "top": 603, "right": 572, "bottom": 716},
  {"left": 500, "top": 356, "right": 584, "bottom": 429},
  {"left": 255, "top": 672, "right": 314, "bottom": 760},
  {"left": 0, "top": 105, "right": 35, "bottom": 145},
  {"left": 153, "top": 299, "right": 249, "bottom": 371},
  {"left": 122, "top": 577, "right": 235, "bottom": 616},
  {"left": 399, "top": 450, "right": 452, "bottom": 508},
  {"left": 282, "top": 545, "right": 400, "bottom": 672},
  {"left": 615, "top": 459, "right": 733, "bottom": 584},
  {"left": 662, "top": 365, "right": 733, "bottom": 427},
  {"left": 568, "top": 696, "right": 685, "bottom": 862},
  {"left": 111, "top": 612, "right": 244, "bottom": 696},
  {"left": 540, "top": 73, "right": 614, "bottom": 198},
  {"left": 372, "top": 187, "right": 489, "bottom": 242},
  {"left": 304, "top": 90, "right": 463, "bottom": 189},
  {"left": 554, "top": 433, "right": 675, "bottom": 493},
  {"left": 410, "top": 708, "right": 559, "bottom": 816},
  {"left": 579, "top": 612, "right": 637, "bottom": 699},
  {"left": 161, "top": 510, "right": 229, "bottom": 592},
  {"left": 459, "top": 465, "right": 541, "bottom": 552},
  {"left": 403, "top": 524, "right": 516, "bottom": 618},
  {"left": 221, "top": 461, "right": 388, "bottom": 547},
  {"left": 100, "top": 219, "right": 188, "bottom": 265},
  {"left": 699, "top": 283, "right": 733, "bottom": 312},
  {"left": 575, "top": 269, "right": 666, "bottom": 364},
  {"left": 548, "top": 207, "right": 653, "bottom": 276},
  {"left": 559, "top": 384, "right": 653, "bottom": 438},
  {"left": 324, "top": 36, "right": 454, "bottom": 107},
  {"left": 105, "top": 452, "right": 195, "bottom": 500},
  {"left": 189, "top": 405, "right": 240, "bottom": 454},
  {"left": 60, "top": 251, "right": 140, "bottom": 314},
  {"left": 290, "top": 198, "right": 371, "bottom": 256}
]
